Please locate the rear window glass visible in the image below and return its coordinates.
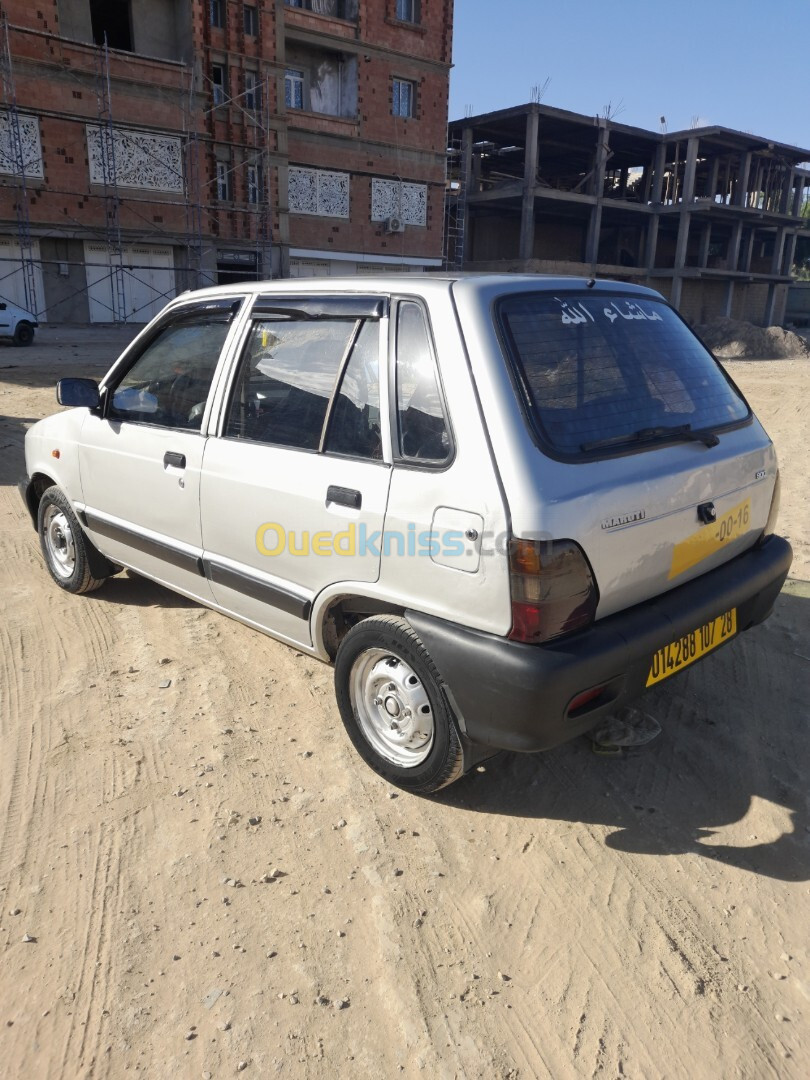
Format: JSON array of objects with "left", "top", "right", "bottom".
[{"left": 497, "top": 293, "right": 749, "bottom": 456}]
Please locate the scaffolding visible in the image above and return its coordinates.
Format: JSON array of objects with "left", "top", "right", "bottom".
[
  {"left": 93, "top": 37, "right": 128, "bottom": 323},
  {"left": 0, "top": 15, "right": 277, "bottom": 323},
  {"left": 0, "top": 10, "right": 39, "bottom": 315},
  {"left": 443, "top": 134, "right": 467, "bottom": 271}
]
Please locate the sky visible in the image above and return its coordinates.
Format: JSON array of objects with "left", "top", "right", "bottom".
[{"left": 449, "top": 0, "right": 809, "bottom": 151}]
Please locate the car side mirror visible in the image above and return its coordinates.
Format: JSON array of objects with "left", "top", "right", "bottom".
[{"left": 56, "top": 378, "right": 101, "bottom": 409}]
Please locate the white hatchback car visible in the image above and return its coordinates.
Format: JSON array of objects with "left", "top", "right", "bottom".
[{"left": 22, "top": 275, "right": 792, "bottom": 792}]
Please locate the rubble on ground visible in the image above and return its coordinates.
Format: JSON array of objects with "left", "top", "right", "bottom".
[{"left": 694, "top": 317, "right": 810, "bottom": 359}]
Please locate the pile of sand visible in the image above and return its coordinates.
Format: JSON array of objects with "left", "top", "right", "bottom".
[{"left": 694, "top": 317, "right": 810, "bottom": 359}]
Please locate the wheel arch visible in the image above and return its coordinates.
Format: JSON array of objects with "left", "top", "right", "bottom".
[
  {"left": 317, "top": 592, "right": 405, "bottom": 661},
  {"left": 22, "top": 471, "right": 58, "bottom": 528}
]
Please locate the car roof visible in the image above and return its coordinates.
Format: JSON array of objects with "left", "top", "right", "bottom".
[{"left": 166, "top": 272, "right": 665, "bottom": 311}]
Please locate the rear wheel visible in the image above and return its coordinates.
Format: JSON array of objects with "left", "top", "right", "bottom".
[
  {"left": 38, "top": 486, "right": 109, "bottom": 594},
  {"left": 13, "top": 321, "right": 34, "bottom": 347},
  {"left": 334, "top": 615, "right": 464, "bottom": 794}
]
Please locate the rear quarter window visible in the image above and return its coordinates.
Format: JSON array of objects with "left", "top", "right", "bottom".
[{"left": 497, "top": 292, "right": 749, "bottom": 457}]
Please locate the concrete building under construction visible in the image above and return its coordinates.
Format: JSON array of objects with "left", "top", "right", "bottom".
[
  {"left": 446, "top": 103, "right": 810, "bottom": 326},
  {"left": 0, "top": 0, "right": 452, "bottom": 323}
]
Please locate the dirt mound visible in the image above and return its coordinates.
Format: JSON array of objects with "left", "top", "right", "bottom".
[{"left": 695, "top": 317, "right": 810, "bottom": 359}]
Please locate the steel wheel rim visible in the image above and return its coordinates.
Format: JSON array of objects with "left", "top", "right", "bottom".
[
  {"left": 43, "top": 505, "right": 76, "bottom": 579},
  {"left": 349, "top": 648, "right": 435, "bottom": 767}
]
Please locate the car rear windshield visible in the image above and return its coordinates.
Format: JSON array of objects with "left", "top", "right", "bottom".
[{"left": 497, "top": 292, "right": 749, "bottom": 457}]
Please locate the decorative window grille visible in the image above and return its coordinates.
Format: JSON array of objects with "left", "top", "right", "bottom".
[
  {"left": 371, "top": 179, "right": 427, "bottom": 225},
  {"left": 288, "top": 167, "right": 350, "bottom": 217},
  {"left": 86, "top": 125, "right": 183, "bottom": 193},
  {"left": 0, "top": 112, "right": 44, "bottom": 179}
]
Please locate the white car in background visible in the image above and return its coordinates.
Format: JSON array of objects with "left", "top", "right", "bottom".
[{"left": 0, "top": 299, "right": 38, "bottom": 346}]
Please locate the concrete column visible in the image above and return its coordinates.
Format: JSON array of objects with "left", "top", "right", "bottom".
[
  {"left": 770, "top": 227, "right": 787, "bottom": 276},
  {"left": 671, "top": 206, "right": 693, "bottom": 312},
  {"left": 682, "top": 137, "right": 699, "bottom": 204},
  {"left": 764, "top": 284, "right": 778, "bottom": 326},
  {"left": 741, "top": 228, "right": 756, "bottom": 273},
  {"left": 650, "top": 142, "right": 666, "bottom": 204},
  {"left": 792, "top": 171, "right": 805, "bottom": 217},
  {"left": 727, "top": 219, "right": 744, "bottom": 271},
  {"left": 707, "top": 155, "right": 720, "bottom": 201},
  {"left": 518, "top": 109, "right": 540, "bottom": 263},
  {"left": 698, "top": 223, "right": 712, "bottom": 268},
  {"left": 644, "top": 216, "right": 660, "bottom": 272},
  {"left": 641, "top": 163, "right": 652, "bottom": 203},
  {"left": 783, "top": 232, "right": 798, "bottom": 276},
  {"left": 585, "top": 119, "right": 609, "bottom": 267},
  {"left": 736, "top": 152, "right": 752, "bottom": 207},
  {"left": 779, "top": 167, "right": 792, "bottom": 214},
  {"left": 670, "top": 274, "right": 684, "bottom": 310},
  {"left": 723, "top": 280, "right": 735, "bottom": 317}
]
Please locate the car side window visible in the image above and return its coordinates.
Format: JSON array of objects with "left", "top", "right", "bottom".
[
  {"left": 395, "top": 301, "right": 451, "bottom": 463},
  {"left": 323, "top": 320, "right": 382, "bottom": 460},
  {"left": 108, "top": 313, "right": 231, "bottom": 430},
  {"left": 225, "top": 319, "right": 357, "bottom": 450}
]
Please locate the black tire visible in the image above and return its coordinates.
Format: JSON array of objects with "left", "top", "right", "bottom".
[
  {"left": 13, "top": 321, "right": 34, "bottom": 347},
  {"left": 334, "top": 614, "right": 464, "bottom": 794},
  {"left": 37, "top": 486, "right": 110, "bottom": 594}
]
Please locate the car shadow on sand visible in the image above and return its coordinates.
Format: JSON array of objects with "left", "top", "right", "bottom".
[
  {"left": 87, "top": 571, "right": 199, "bottom": 610},
  {"left": 437, "top": 588, "right": 809, "bottom": 883}
]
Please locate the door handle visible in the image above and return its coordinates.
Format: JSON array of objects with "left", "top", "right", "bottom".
[
  {"left": 164, "top": 451, "right": 186, "bottom": 469},
  {"left": 326, "top": 485, "right": 362, "bottom": 510}
]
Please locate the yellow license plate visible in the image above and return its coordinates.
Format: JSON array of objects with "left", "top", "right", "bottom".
[{"left": 646, "top": 608, "right": 737, "bottom": 687}]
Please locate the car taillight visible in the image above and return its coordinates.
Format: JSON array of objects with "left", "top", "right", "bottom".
[
  {"left": 761, "top": 470, "right": 781, "bottom": 541},
  {"left": 508, "top": 537, "right": 598, "bottom": 643}
]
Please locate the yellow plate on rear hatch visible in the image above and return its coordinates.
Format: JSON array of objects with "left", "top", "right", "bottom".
[
  {"left": 668, "top": 498, "right": 751, "bottom": 580},
  {"left": 646, "top": 608, "right": 737, "bottom": 687}
]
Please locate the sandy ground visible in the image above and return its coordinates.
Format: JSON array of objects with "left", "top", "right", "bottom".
[{"left": 0, "top": 331, "right": 808, "bottom": 1080}]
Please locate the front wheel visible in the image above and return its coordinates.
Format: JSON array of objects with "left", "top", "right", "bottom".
[
  {"left": 334, "top": 615, "right": 464, "bottom": 794},
  {"left": 13, "top": 321, "right": 34, "bottom": 347},
  {"left": 38, "top": 486, "right": 109, "bottom": 594}
]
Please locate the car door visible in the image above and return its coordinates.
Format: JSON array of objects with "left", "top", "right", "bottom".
[
  {"left": 78, "top": 298, "right": 245, "bottom": 600},
  {"left": 199, "top": 294, "right": 392, "bottom": 646}
]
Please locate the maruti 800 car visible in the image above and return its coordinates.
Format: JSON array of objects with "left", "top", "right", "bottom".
[{"left": 21, "top": 275, "right": 791, "bottom": 792}]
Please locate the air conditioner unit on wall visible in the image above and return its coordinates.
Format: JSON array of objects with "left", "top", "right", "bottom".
[{"left": 384, "top": 215, "right": 405, "bottom": 234}]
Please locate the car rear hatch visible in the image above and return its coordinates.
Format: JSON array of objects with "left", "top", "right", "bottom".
[{"left": 495, "top": 289, "right": 777, "bottom": 619}]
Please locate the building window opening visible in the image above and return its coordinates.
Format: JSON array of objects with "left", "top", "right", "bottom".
[
  {"left": 244, "top": 4, "right": 259, "bottom": 35},
  {"left": 395, "top": 0, "right": 419, "bottom": 23},
  {"left": 245, "top": 71, "right": 261, "bottom": 112},
  {"left": 217, "top": 252, "right": 259, "bottom": 286},
  {"left": 210, "top": 0, "right": 225, "bottom": 28},
  {"left": 89, "top": 0, "right": 133, "bottom": 52},
  {"left": 216, "top": 161, "right": 230, "bottom": 201},
  {"left": 247, "top": 164, "right": 261, "bottom": 204},
  {"left": 212, "top": 64, "right": 228, "bottom": 106},
  {"left": 285, "top": 69, "right": 305, "bottom": 110},
  {"left": 392, "top": 78, "right": 414, "bottom": 118}
]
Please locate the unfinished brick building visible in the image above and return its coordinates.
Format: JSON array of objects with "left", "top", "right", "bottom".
[
  {"left": 0, "top": 0, "right": 452, "bottom": 323},
  {"left": 446, "top": 103, "right": 810, "bottom": 326}
]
